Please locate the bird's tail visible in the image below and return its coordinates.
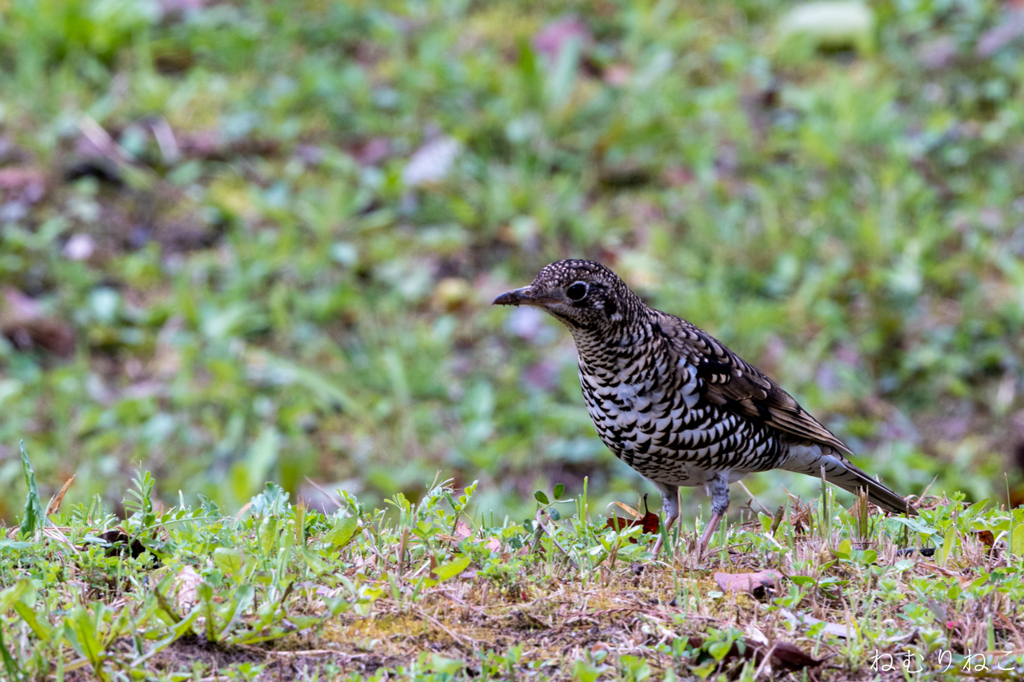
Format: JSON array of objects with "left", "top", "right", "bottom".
[{"left": 781, "top": 445, "right": 917, "bottom": 516}]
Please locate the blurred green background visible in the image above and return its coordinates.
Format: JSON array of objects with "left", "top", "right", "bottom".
[{"left": 1, "top": 0, "right": 1023, "bottom": 523}]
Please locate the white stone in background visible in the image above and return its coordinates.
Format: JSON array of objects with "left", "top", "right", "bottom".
[
  {"left": 402, "top": 136, "right": 461, "bottom": 188},
  {"left": 64, "top": 233, "right": 95, "bottom": 261}
]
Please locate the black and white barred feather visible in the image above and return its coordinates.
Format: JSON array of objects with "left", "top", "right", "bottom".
[{"left": 494, "top": 259, "right": 915, "bottom": 520}]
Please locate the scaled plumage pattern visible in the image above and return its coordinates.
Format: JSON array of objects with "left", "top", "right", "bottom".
[{"left": 494, "top": 259, "right": 916, "bottom": 554}]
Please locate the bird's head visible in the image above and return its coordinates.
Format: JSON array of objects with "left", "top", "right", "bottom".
[{"left": 492, "top": 259, "right": 638, "bottom": 330}]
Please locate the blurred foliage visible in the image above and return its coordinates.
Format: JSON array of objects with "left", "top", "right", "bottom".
[{"left": 1, "top": 0, "right": 1024, "bottom": 523}]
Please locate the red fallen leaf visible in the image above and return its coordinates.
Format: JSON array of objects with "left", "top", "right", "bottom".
[
  {"left": 975, "top": 529, "right": 995, "bottom": 547},
  {"left": 714, "top": 570, "right": 781, "bottom": 596},
  {"left": 605, "top": 512, "right": 660, "bottom": 543}
]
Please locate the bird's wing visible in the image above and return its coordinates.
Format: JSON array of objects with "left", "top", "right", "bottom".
[{"left": 654, "top": 313, "right": 853, "bottom": 455}]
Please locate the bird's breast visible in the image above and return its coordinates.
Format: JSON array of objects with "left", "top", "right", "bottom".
[
  {"left": 579, "top": 358, "right": 702, "bottom": 445},
  {"left": 578, "top": 356, "right": 781, "bottom": 485}
]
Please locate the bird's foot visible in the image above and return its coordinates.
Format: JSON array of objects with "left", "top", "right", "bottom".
[{"left": 696, "top": 510, "right": 725, "bottom": 560}]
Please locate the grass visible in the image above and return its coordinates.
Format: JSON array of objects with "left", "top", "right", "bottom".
[
  {"left": 2, "top": 446, "right": 1023, "bottom": 680},
  {"left": 3, "top": 0, "right": 1024, "bottom": 677}
]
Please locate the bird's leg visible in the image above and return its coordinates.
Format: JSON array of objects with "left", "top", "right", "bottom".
[
  {"left": 652, "top": 482, "right": 679, "bottom": 555},
  {"left": 697, "top": 474, "right": 730, "bottom": 557}
]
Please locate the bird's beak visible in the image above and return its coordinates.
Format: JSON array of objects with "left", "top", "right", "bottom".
[{"left": 492, "top": 286, "right": 550, "bottom": 306}]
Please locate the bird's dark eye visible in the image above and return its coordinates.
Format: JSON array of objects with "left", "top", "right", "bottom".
[{"left": 566, "top": 282, "right": 588, "bottom": 301}]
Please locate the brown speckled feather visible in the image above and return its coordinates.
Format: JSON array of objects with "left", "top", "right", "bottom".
[{"left": 653, "top": 312, "right": 853, "bottom": 455}]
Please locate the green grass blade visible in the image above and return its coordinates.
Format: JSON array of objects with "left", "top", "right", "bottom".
[{"left": 18, "top": 441, "right": 45, "bottom": 539}]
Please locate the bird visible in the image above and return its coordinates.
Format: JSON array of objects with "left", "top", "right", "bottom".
[{"left": 493, "top": 259, "right": 916, "bottom": 555}]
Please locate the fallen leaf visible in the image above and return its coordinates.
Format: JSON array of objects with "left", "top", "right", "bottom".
[
  {"left": 714, "top": 570, "right": 781, "bottom": 596},
  {"left": 611, "top": 501, "right": 640, "bottom": 518},
  {"left": 605, "top": 512, "right": 660, "bottom": 543},
  {"left": 46, "top": 475, "right": 76, "bottom": 516},
  {"left": 771, "top": 642, "right": 826, "bottom": 670},
  {"left": 605, "top": 497, "right": 661, "bottom": 542},
  {"left": 917, "top": 562, "right": 963, "bottom": 578},
  {"left": 175, "top": 565, "right": 201, "bottom": 613},
  {"left": 689, "top": 633, "right": 824, "bottom": 671},
  {"left": 454, "top": 519, "right": 473, "bottom": 541},
  {"left": 97, "top": 529, "right": 147, "bottom": 559}
]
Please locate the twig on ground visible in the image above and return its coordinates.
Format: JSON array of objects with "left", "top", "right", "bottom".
[{"left": 531, "top": 509, "right": 580, "bottom": 569}]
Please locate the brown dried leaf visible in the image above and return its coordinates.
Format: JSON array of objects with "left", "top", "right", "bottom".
[
  {"left": 427, "top": 554, "right": 439, "bottom": 581},
  {"left": 611, "top": 501, "right": 640, "bottom": 518},
  {"left": 98, "top": 529, "right": 146, "bottom": 559},
  {"left": 771, "top": 641, "right": 825, "bottom": 670},
  {"left": 46, "top": 475, "right": 76, "bottom": 516},
  {"left": 785, "top": 491, "right": 811, "bottom": 533},
  {"left": 975, "top": 529, "right": 995, "bottom": 547},
  {"left": 714, "top": 570, "right": 781, "bottom": 595}
]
